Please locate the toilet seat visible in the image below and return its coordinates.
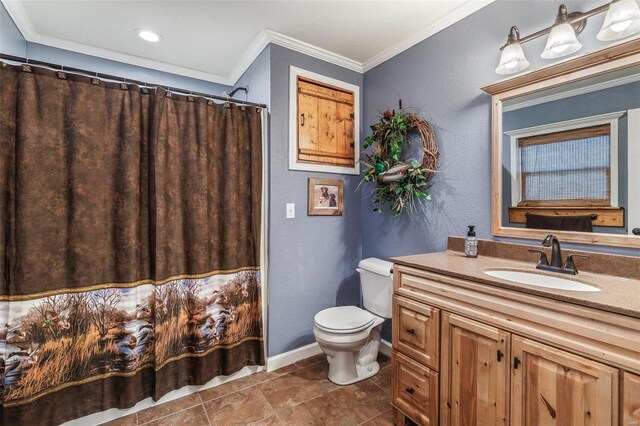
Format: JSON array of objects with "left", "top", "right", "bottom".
[{"left": 314, "top": 306, "right": 375, "bottom": 334}]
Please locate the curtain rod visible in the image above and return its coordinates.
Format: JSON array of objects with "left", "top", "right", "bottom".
[{"left": 0, "top": 53, "right": 268, "bottom": 109}]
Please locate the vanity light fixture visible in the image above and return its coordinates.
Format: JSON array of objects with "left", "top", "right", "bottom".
[
  {"left": 496, "top": 0, "right": 640, "bottom": 74},
  {"left": 597, "top": 0, "right": 640, "bottom": 41},
  {"left": 136, "top": 29, "right": 161, "bottom": 43},
  {"left": 495, "top": 27, "right": 530, "bottom": 74},
  {"left": 541, "top": 5, "right": 583, "bottom": 59}
]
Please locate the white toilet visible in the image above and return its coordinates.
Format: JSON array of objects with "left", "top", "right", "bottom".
[{"left": 313, "top": 257, "right": 393, "bottom": 385}]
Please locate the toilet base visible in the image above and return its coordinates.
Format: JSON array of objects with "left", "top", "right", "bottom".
[{"left": 328, "top": 358, "right": 380, "bottom": 385}]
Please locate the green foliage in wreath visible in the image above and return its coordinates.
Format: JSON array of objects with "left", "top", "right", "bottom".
[{"left": 359, "top": 109, "right": 438, "bottom": 217}]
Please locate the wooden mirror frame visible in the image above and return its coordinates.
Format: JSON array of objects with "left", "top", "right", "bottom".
[{"left": 482, "top": 37, "right": 640, "bottom": 249}]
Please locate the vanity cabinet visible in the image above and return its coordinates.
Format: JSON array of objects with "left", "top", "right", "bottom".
[{"left": 390, "top": 264, "right": 640, "bottom": 426}]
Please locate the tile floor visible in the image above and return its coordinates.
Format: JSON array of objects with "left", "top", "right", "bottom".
[{"left": 101, "top": 353, "right": 395, "bottom": 426}]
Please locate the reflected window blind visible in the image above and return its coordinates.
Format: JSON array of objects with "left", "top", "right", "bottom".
[{"left": 518, "top": 124, "right": 611, "bottom": 206}]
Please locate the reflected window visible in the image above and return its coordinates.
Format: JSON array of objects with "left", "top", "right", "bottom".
[{"left": 518, "top": 124, "right": 612, "bottom": 207}]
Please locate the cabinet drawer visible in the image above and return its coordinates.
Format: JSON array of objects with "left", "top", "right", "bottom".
[
  {"left": 392, "top": 350, "right": 439, "bottom": 426},
  {"left": 393, "top": 296, "right": 440, "bottom": 370}
]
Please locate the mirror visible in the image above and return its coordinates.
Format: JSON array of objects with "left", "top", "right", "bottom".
[{"left": 483, "top": 38, "right": 640, "bottom": 248}]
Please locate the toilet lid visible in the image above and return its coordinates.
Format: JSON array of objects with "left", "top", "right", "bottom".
[{"left": 314, "top": 306, "right": 375, "bottom": 333}]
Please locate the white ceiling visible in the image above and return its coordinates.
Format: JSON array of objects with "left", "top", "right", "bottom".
[{"left": 3, "top": 0, "right": 494, "bottom": 85}]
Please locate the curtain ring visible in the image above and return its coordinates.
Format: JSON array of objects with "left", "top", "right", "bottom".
[
  {"left": 21, "top": 63, "right": 32, "bottom": 73},
  {"left": 187, "top": 91, "right": 194, "bottom": 102},
  {"left": 256, "top": 107, "right": 262, "bottom": 113},
  {"left": 165, "top": 87, "right": 172, "bottom": 98},
  {"left": 91, "top": 71, "right": 100, "bottom": 85},
  {"left": 140, "top": 82, "right": 149, "bottom": 95},
  {"left": 207, "top": 95, "right": 214, "bottom": 106}
]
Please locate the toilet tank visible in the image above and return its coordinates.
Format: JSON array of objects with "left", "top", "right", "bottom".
[{"left": 358, "top": 258, "right": 393, "bottom": 319}]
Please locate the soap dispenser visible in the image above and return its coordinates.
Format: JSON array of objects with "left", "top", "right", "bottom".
[{"left": 465, "top": 225, "right": 478, "bottom": 258}]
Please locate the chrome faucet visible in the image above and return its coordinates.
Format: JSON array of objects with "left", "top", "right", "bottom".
[{"left": 528, "top": 234, "right": 590, "bottom": 275}]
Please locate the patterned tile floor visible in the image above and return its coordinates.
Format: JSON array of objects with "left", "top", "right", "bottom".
[{"left": 101, "top": 353, "right": 394, "bottom": 426}]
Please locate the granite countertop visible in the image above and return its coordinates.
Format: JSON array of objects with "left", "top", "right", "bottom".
[{"left": 392, "top": 250, "right": 640, "bottom": 319}]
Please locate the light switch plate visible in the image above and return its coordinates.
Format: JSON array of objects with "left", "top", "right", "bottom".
[{"left": 286, "top": 203, "right": 295, "bottom": 219}]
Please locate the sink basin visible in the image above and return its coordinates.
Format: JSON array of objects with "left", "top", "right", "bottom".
[{"left": 483, "top": 269, "right": 601, "bottom": 292}]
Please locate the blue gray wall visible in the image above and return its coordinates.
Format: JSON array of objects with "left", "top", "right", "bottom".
[
  {"left": 0, "top": 2, "right": 25, "bottom": 56},
  {"left": 266, "top": 44, "right": 363, "bottom": 356},
  {"left": 361, "top": 0, "right": 640, "bottom": 262}
]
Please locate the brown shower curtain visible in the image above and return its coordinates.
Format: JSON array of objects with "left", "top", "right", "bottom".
[{"left": 0, "top": 63, "right": 264, "bottom": 425}]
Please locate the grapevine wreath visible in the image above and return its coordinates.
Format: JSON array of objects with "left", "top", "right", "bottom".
[{"left": 359, "top": 108, "right": 438, "bottom": 217}]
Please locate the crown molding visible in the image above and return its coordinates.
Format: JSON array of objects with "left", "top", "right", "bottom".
[
  {"left": 2, "top": 0, "right": 493, "bottom": 85},
  {"left": 265, "top": 29, "right": 363, "bottom": 73},
  {"left": 363, "top": 0, "right": 495, "bottom": 72},
  {"left": 227, "top": 30, "right": 271, "bottom": 84}
]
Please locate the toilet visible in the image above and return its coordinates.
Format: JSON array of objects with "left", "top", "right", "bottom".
[{"left": 313, "top": 257, "right": 393, "bottom": 385}]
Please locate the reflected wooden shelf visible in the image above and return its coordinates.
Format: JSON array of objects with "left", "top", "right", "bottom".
[{"left": 508, "top": 206, "right": 625, "bottom": 227}]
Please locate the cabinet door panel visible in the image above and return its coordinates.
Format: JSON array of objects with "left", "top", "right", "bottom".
[
  {"left": 623, "top": 372, "right": 640, "bottom": 426},
  {"left": 441, "top": 312, "right": 510, "bottom": 426},
  {"left": 296, "top": 77, "right": 355, "bottom": 167},
  {"left": 297, "top": 90, "right": 319, "bottom": 163},
  {"left": 393, "top": 296, "right": 439, "bottom": 370},
  {"left": 511, "top": 336, "right": 618, "bottom": 426}
]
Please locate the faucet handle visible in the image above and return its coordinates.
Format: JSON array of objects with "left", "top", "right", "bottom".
[
  {"left": 528, "top": 249, "right": 549, "bottom": 266},
  {"left": 564, "top": 254, "right": 590, "bottom": 275}
]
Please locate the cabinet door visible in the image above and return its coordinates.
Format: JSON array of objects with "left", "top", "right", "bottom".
[
  {"left": 623, "top": 372, "right": 640, "bottom": 426},
  {"left": 393, "top": 296, "right": 440, "bottom": 370},
  {"left": 296, "top": 77, "right": 355, "bottom": 167},
  {"left": 441, "top": 312, "right": 510, "bottom": 426},
  {"left": 511, "top": 336, "right": 618, "bottom": 426}
]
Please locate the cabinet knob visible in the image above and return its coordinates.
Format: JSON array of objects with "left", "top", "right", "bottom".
[
  {"left": 405, "top": 386, "right": 415, "bottom": 394},
  {"left": 633, "top": 228, "right": 640, "bottom": 236},
  {"left": 406, "top": 328, "right": 416, "bottom": 335},
  {"left": 300, "top": 113, "right": 305, "bottom": 126},
  {"left": 514, "top": 357, "right": 521, "bottom": 369},
  {"left": 497, "top": 350, "right": 504, "bottom": 362}
]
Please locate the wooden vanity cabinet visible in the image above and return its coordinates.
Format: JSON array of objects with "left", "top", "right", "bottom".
[
  {"left": 391, "top": 265, "right": 640, "bottom": 426},
  {"left": 511, "top": 336, "right": 618, "bottom": 426},
  {"left": 440, "top": 313, "right": 510, "bottom": 426}
]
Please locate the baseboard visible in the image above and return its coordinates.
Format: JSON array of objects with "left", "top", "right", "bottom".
[
  {"left": 380, "top": 339, "right": 392, "bottom": 357},
  {"left": 266, "top": 342, "right": 323, "bottom": 372},
  {"left": 266, "top": 339, "right": 393, "bottom": 372}
]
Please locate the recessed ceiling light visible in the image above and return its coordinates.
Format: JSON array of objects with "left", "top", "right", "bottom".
[{"left": 136, "top": 29, "right": 161, "bottom": 42}]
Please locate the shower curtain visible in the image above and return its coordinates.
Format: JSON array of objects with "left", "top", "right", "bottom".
[{"left": 0, "top": 63, "right": 264, "bottom": 425}]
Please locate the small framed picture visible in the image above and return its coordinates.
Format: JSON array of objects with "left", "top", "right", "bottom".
[{"left": 308, "top": 178, "right": 344, "bottom": 216}]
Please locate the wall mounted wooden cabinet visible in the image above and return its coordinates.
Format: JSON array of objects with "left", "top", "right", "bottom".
[
  {"left": 390, "top": 265, "right": 640, "bottom": 426},
  {"left": 289, "top": 67, "right": 360, "bottom": 175}
]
